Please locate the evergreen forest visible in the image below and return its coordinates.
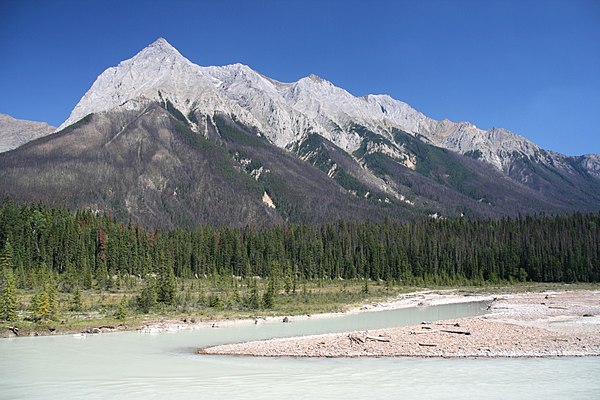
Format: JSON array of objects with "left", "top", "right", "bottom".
[{"left": 0, "top": 200, "right": 599, "bottom": 327}]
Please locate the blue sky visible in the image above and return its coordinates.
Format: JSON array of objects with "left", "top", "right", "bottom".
[{"left": 1, "top": 0, "right": 599, "bottom": 155}]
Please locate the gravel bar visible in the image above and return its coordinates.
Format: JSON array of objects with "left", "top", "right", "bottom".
[{"left": 199, "top": 291, "right": 600, "bottom": 358}]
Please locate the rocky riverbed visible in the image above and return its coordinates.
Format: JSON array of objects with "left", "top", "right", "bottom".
[{"left": 200, "top": 290, "right": 600, "bottom": 358}]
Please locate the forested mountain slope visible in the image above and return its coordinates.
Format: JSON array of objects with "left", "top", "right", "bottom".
[{"left": 1, "top": 38, "right": 599, "bottom": 226}]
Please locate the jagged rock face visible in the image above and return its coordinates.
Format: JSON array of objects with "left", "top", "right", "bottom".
[
  {"left": 0, "top": 38, "right": 598, "bottom": 226},
  {"left": 58, "top": 38, "right": 597, "bottom": 180},
  {"left": 0, "top": 114, "right": 55, "bottom": 153},
  {"left": 578, "top": 155, "right": 600, "bottom": 179},
  {"left": 0, "top": 104, "right": 430, "bottom": 227}
]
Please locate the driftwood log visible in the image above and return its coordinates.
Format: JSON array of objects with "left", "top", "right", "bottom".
[
  {"left": 410, "top": 330, "right": 439, "bottom": 335},
  {"left": 440, "top": 329, "right": 471, "bottom": 335},
  {"left": 365, "top": 335, "right": 390, "bottom": 342},
  {"left": 348, "top": 332, "right": 391, "bottom": 343}
]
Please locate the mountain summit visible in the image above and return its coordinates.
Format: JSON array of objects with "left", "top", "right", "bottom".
[
  {"left": 1, "top": 39, "right": 599, "bottom": 227},
  {"left": 58, "top": 38, "right": 201, "bottom": 130},
  {"left": 59, "top": 39, "right": 598, "bottom": 175}
]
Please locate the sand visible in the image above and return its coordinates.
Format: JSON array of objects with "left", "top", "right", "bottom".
[{"left": 199, "top": 290, "right": 600, "bottom": 358}]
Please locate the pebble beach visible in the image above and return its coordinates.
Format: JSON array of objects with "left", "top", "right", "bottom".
[{"left": 200, "top": 290, "right": 600, "bottom": 358}]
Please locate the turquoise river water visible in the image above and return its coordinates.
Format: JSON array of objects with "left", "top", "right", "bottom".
[{"left": 1, "top": 301, "right": 599, "bottom": 399}]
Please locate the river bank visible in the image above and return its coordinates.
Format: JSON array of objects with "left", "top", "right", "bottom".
[
  {"left": 0, "top": 286, "right": 495, "bottom": 338},
  {"left": 200, "top": 290, "right": 600, "bottom": 358},
  {"left": 137, "top": 290, "right": 495, "bottom": 333}
]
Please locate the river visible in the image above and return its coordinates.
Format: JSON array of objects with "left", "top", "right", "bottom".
[{"left": 1, "top": 301, "right": 599, "bottom": 399}]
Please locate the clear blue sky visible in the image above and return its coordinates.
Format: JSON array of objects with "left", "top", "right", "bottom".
[{"left": 1, "top": 0, "right": 599, "bottom": 156}]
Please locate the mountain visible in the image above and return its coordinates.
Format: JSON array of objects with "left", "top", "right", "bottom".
[
  {"left": 1, "top": 38, "right": 599, "bottom": 227},
  {"left": 0, "top": 113, "right": 55, "bottom": 153}
]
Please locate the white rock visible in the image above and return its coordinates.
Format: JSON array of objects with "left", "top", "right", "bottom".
[
  {"left": 0, "top": 113, "right": 55, "bottom": 153},
  {"left": 56, "top": 38, "right": 598, "bottom": 177}
]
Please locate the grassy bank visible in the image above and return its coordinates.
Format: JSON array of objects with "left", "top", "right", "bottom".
[{"left": 2, "top": 279, "right": 598, "bottom": 338}]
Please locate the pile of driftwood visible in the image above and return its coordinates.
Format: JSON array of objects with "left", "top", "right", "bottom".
[{"left": 346, "top": 321, "right": 473, "bottom": 348}]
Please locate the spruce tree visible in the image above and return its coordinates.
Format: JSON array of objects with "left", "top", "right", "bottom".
[
  {"left": 157, "top": 264, "right": 176, "bottom": 305},
  {"left": 70, "top": 287, "right": 82, "bottom": 312},
  {"left": 137, "top": 278, "right": 157, "bottom": 313},
  {"left": 115, "top": 296, "right": 127, "bottom": 320},
  {"left": 31, "top": 290, "right": 50, "bottom": 321},
  {"left": 46, "top": 281, "right": 58, "bottom": 320},
  {"left": 263, "top": 277, "right": 275, "bottom": 309},
  {"left": 0, "top": 240, "right": 14, "bottom": 287},
  {"left": 1, "top": 269, "right": 17, "bottom": 321},
  {"left": 248, "top": 279, "right": 260, "bottom": 309},
  {"left": 0, "top": 240, "right": 17, "bottom": 321}
]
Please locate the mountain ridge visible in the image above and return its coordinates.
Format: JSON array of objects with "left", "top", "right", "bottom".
[
  {"left": 56, "top": 38, "right": 598, "bottom": 178},
  {"left": 0, "top": 38, "right": 598, "bottom": 227}
]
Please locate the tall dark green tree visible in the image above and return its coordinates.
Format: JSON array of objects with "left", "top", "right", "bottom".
[
  {"left": 137, "top": 278, "right": 157, "bottom": 313},
  {"left": 263, "top": 277, "right": 275, "bottom": 309},
  {"left": 157, "top": 264, "right": 176, "bottom": 305},
  {"left": 1, "top": 268, "right": 17, "bottom": 321}
]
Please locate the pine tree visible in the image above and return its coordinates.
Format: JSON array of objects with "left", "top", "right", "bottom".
[
  {"left": 284, "top": 272, "right": 293, "bottom": 295},
  {"left": 46, "top": 281, "right": 58, "bottom": 320},
  {"left": 96, "top": 261, "right": 108, "bottom": 290},
  {"left": 157, "top": 264, "right": 176, "bottom": 305},
  {"left": 1, "top": 269, "right": 17, "bottom": 321},
  {"left": 31, "top": 290, "right": 50, "bottom": 321},
  {"left": 0, "top": 240, "right": 13, "bottom": 287},
  {"left": 263, "top": 277, "right": 275, "bottom": 309},
  {"left": 70, "top": 287, "right": 82, "bottom": 312},
  {"left": 247, "top": 279, "right": 260, "bottom": 309},
  {"left": 115, "top": 296, "right": 127, "bottom": 320},
  {"left": 137, "top": 279, "right": 157, "bottom": 313}
]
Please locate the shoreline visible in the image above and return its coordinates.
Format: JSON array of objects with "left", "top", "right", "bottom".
[
  {"left": 0, "top": 289, "right": 495, "bottom": 338},
  {"left": 136, "top": 290, "right": 495, "bottom": 334},
  {"left": 199, "top": 290, "right": 600, "bottom": 358}
]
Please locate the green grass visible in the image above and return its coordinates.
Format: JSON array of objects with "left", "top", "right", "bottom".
[{"left": 4, "top": 279, "right": 597, "bottom": 338}]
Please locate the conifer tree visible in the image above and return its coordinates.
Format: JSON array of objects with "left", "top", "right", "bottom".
[
  {"left": 158, "top": 264, "right": 176, "bottom": 305},
  {"left": 0, "top": 239, "right": 14, "bottom": 284},
  {"left": 284, "top": 265, "right": 293, "bottom": 295},
  {"left": 137, "top": 278, "right": 157, "bottom": 313},
  {"left": 46, "top": 280, "right": 58, "bottom": 320},
  {"left": 115, "top": 296, "right": 127, "bottom": 320},
  {"left": 70, "top": 287, "right": 82, "bottom": 312},
  {"left": 263, "top": 276, "right": 275, "bottom": 309},
  {"left": 248, "top": 279, "right": 260, "bottom": 309},
  {"left": 1, "top": 268, "right": 17, "bottom": 321},
  {"left": 31, "top": 290, "right": 50, "bottom": 321}
]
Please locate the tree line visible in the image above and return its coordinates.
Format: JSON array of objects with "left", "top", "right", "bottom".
[{"left": 1, "top": 200, "right": 599, "bottom": 320}]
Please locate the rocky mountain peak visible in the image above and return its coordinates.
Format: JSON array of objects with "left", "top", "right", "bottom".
[
  {"left": 123, "top": 37, "right": 193, "bottom": 73},
  {"left": 2, "top": 41, "right": 599, "bottom": 227},
  {"left": 54, "top": 38, "right": 598, "bottom": 179},
  {"left": 57, "top": 38, "right": 204, "bottom": 131},
  {"left": 147, "top": 37, "right": 178, "bottom": 52}
]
